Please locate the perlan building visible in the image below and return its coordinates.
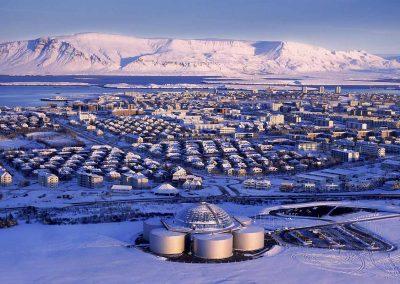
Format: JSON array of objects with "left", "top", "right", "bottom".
[{"left": 141, "top": 202, "right": 268, "bottom": 261}]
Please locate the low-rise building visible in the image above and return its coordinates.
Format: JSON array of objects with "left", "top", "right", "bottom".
[
  {"left": 110, "top": 185, "right": 133, "bottom": 194},
  {"left": 243, "top": 178, "right": 271, "bottom": 189},
  {"left": 297, "top": 141, "right": 320, "bottom": 151}
]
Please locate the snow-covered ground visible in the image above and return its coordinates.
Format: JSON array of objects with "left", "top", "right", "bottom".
[
  {"left": 207, "top": 70, "right": 400, "bottom": 87},
  {"left": 1, "top": 215, "right": 400, "bottom": 283},
  {"left": 103, "top": 83, "right": 214, "bottom": 89},
  {"left": 0, "top": 173, "right": 225, "bottom": 209},
  {"left": 0, "top": 137, "right": 43, "bottom": 150},
  {"left": 0, "top": 82, "right": 91, "bottom": 86}
]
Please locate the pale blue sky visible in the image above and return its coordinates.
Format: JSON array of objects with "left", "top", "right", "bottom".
[{"left": 0, "top": 0, "right": 399, "bottom": 54}]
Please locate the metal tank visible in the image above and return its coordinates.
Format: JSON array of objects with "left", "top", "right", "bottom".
[
  {"left": 143, "top": 218, "right": 164, "bottom": 241},
  {"left": 233, "top": 226, "right": 265, "bottom": 251},
  {"left": 193, "top": 233, "right": 233, "bottom": 260},
  {"left": 149, "top": 228, "right": 186, "bottom": 255}
]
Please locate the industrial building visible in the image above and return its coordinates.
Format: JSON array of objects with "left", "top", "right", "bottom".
[{"left": 142, "top": 202, "right": 265, "bottom": 260}]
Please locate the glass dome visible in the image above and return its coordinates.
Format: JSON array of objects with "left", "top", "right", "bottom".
[{"left": 165, "top": 202, "right": 239, "bottom": 233}]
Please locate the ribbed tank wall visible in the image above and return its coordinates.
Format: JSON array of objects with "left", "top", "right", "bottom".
[
  {"left": 193, "top": 233, "right": 233, "bottom": 259},
  {"left": 233, "top": 226, "right": 265, "bottom": 251},
  {"left": 149, "top": 228, "right": 186, "bottom": 255},
  {"left": 143, "top": 218, "right": 164, "bottom": 241}
]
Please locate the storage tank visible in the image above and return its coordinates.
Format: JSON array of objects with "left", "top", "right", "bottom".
[
  {"left": 143, "top": 218, "right": 164, "bottom": 241},
  {"left": 149, "top": 228, "right": 186, "bottom": 255},
  {"left": 233, "top": 226, "right": 265, "bottom": 251},
  {"left": 193, "top": 233, "right": 233, "bottom": 260}
]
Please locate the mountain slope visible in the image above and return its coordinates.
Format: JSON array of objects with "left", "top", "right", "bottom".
[{"left": 0, "top": 33, "right": 398, "bottom": 76}]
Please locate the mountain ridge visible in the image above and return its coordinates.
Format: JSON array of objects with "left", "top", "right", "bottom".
[{"left": 0, "top": 32, "right": 398, "bottom": 76}]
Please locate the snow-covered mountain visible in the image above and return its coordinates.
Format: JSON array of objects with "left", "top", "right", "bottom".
[{"left": 0, "top": 33, "right": 398, "bottom": 76}]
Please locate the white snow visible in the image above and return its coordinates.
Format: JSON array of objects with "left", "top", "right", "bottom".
[
  {"left": 1, "top": 219, "right": 400, "bottom": 283},
  {"left": 103, "top": 83, "right": 212, "bottom": 89},
  {"left": 0, "top": 32, "right": 399, "bottom": 76},
  {"left": 0, "top": 137, "right": 43, "bottom": 150},
  {"left": 0, "top": 82, "right": 90, "bottom": 86}
]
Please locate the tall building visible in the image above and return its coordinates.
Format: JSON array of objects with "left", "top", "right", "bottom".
[
  {"left": 0, "top": 168, "right": 12, "bottom": 186},
  {"left": 331, "top": 149, "right": 360, "bottom": 162},
  {"left": 285, "top": 114, "right": 302, "bottom": 124},
  {"left": 346, "top": 121, "right": 367, "bottom": 130},
  {"left": 77, "top": 172, "right": 103, "bottom": 188},
  {"left": 319, "top": 86, "right": 325, "bottom": 94},
  {"left": 267, "top": 102, "right": 282, "bottom": 111},
  {"left": 315, "top": 118, "right": 334, "bottom": 128},
  {"left": 37, "top": 170, "right": 59, "bottom": 188},
  {"left": 358, "top": 142, "right": 386, "bottom": 158},
  {"left": 266, "top": 114, "right": 285, "bottom": 126},
  {"left": 335, "top": 86, "right": 342, "bottom": 94}
]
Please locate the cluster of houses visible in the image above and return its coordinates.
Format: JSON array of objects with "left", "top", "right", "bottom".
[
  {"left": 0, "top": 111, "right": 53, "bottom": 134},
  {"left": 138, "top": 138, "right": 330, "bottom": 176},
  {"left": 279, "top": 164, "right": 399, "bottom": 192},
  {"left": 0, "top": 145, "right": 203, "bottom": 191},
  {"left": 1, "top": 87, "right": 398, "bottom": 197},
  {"left": 93, "top": 116, "right": 192, "bottom": 142}
]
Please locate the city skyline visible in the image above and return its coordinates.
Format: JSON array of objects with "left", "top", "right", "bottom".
[
  {"left": 1, "top": 1, "right": 400, "bottom": 283},
  {"left": 0, "top": 0, "right": 399, "bottom": 54}
]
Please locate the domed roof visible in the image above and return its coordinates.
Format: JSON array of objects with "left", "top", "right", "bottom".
[{"left": 165, "top": 202, "right": 239, "bottom": 233}]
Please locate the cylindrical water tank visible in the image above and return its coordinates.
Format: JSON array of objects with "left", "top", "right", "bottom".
[
  {"left": 193, "top": 233, "right": 233, "bottom": 260},
  {"left": 149, "top": 228, "right": 186, "bottom": 255},
  {"left": 233, "top": 226, "right": 265, "bottom": 251},
  {"left": 233, "top": 216, "right": 253, "bottom": 226},
  {"left": 143, "top": 218, "right": 164, "bottom": 241}
]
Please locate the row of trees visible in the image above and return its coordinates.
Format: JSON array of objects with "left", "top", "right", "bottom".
[{"left": 0, "top": 214, "right": 17, "bottom": 228}]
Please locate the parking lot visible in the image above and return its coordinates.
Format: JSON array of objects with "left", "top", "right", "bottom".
[{"left": 281, "top": 224, "right": 394, "bottom": 251}]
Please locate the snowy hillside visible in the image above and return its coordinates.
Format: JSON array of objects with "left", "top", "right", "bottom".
[{"left": 0, "top": 33, "right": 398, "bottom": 76}]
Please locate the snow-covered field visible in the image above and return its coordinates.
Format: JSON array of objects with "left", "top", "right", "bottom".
[
  {"left": 0, "top": 137, "right": 43, "bottom": 150},
  {"left": 1, "top": 201, "right": 400, "bottom": 283},
  {"left": 206, "top": 71, "right": 400, "bottom": 88},
  {"left": 1, "top": 219, "right": 400, "bottom": 284},
  {"left": 103, "top": 83, "right": 214, "bottom": 89},
  {"left": 0, "top": 82, "right": 91, "bottom": 86}
]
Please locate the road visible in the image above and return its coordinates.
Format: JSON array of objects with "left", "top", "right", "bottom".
[
  {"left": 4, "top": 192, "right": 400, "bottom": 212},
  {"left": 55, "top": 118, "right": 122, "bottom": 148},
  {"left": 282, "top": 213, "right": 400, "bottom": 232}
]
